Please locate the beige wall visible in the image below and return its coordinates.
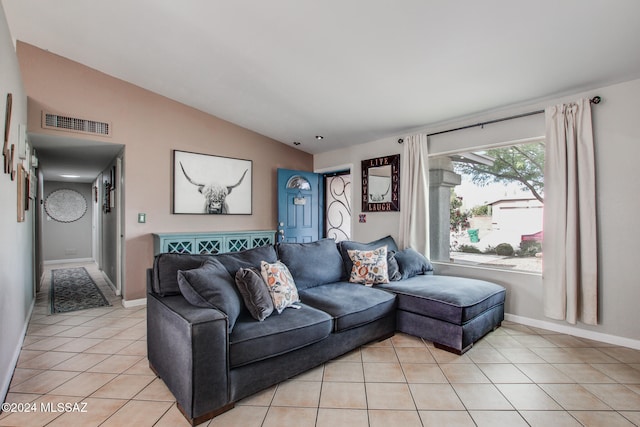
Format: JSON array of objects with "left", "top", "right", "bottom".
[
  {"left": 16, "top": 42, "right": 312, "bottom": 301},
  {"left": 315, "top": 78, "right": 640, "bottom": 345}
]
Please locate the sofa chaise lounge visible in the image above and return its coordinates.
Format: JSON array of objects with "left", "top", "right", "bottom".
[{"left": 147, "top": 236, "right": 505, "bottom": 425}]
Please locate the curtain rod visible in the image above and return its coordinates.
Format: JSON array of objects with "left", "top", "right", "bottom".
[{"left": 398, "top": 96, "right": 601, "bottom": 143}]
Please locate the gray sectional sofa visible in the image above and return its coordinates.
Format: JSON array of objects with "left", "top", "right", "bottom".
[{"left": 146, "top": 236, "right": 505, "bottom": 425}]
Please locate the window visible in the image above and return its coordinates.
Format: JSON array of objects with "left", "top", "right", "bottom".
[
  {"left": 429, "top": 140, "right": 544, "bottom": 274},
  {"left": 286, "top": 175, "right": 311, "bottom": 190}
]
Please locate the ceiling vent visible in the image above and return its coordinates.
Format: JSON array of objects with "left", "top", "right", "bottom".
[{"left": 42, "top": 111, "right": 111, "bottom": 137}]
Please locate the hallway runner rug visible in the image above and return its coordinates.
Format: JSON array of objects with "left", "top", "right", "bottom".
[{"left": 50, "top": 267, "right": 111, "bottom": 313}]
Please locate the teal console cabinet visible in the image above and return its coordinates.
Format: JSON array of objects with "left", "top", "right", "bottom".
[{"left": 153, "top": 230, "right": 276, "bottom": 255}]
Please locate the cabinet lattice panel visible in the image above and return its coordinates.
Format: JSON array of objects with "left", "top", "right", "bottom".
[
  {"left": 252, "top": 237, "right": 272, "bottom": 247},
  {"left": 227, "top": 238, "right": 249, "bottom": 252},
  {"left": 198, "top": 240, "right": 222, "bottom": 254},
  {"left": 166, "top": 241, "right": 193, "bottom": 254}
]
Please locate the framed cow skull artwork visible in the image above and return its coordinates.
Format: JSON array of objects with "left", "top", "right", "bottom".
[{"left": 173, "top": 150, "right": 252, "bottom": 215}]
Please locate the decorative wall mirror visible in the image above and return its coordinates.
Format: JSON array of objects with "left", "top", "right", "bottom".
[
  {"left": 44, "top": 188, "right": 87, "bottom": 222},
  {"left": 361, "top": 154, "right": 400, "bottom": 212}
]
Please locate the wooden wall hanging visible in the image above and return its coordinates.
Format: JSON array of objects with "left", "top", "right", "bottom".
[{"left": 4, "top": 93, "right": 12, "bottom": 176}]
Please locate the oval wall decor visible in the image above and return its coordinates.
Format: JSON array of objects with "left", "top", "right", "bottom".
[{"left": 45, "top": 189, "right": 87, "bottom": 223}]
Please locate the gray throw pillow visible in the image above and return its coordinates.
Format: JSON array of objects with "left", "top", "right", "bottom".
[
  {"left": 235, "top": 267, "right": 274, "bottom": 321},
  {"left": 387, "top": 250, "right": 402, "bottom": 281},
  {"left": 394, "top": 248, "right": 434, "bottom": 280},
  {"left": 177, "top": 258, "right": 243, "bottom": 331}
]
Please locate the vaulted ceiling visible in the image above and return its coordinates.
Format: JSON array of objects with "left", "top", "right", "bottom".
[{"left": 4, "top": 0, "right": 640, "bottom": 156}]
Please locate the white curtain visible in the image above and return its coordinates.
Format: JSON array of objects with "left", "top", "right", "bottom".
[
  {"left": 398, "top": 133, "right": 429, "bottom": 255},
  {"left": 543, "top": 98, "right": 598, "bottom": 325}
]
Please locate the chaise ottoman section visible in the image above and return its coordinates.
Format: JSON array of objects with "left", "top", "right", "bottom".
[{"left": 378, "top": 275, "right": 505, "bottom": 354}]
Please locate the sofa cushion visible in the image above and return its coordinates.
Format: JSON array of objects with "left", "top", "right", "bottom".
[
  {"left": 177, "top": 258, "right": 243, "bottom": 331},
  {"left": 347, "top": 246, "right": 389, "bottom": 285},
  {"left": 377, "top": 275, "right": 505, "bottom": 325},
  {"left": 235, "top": 267, "right": 274, "bottom": 321},
  {"left": 215, "top": 245, "right": 278, "bottom": 276},
  {"left": 229, "top": 304, "right": 332, "bottom": 368},
  {"left": 261, "top": 261, "right": 300, "bottom": 314},
  {"left": 339, "top": 235, "right": 399, "bottom": 278},
  {"left": 394, "top": 248, "right": 433, "bottom": 279},
  {"left": 152, "top": 253, "right": 212, "bottom": 296},
  {"left": 276, "top": 239, "right": 344, "bottom": 290},
  {"left": 151, "top": 245, "right": 278, "bottom": 297},
  {"left": 299, "top": 283, "right": 396, "bottom": 332}
]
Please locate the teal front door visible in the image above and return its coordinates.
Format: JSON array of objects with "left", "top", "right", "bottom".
[{"left": 277, "top": 169, "right": 323, "bottom": 243}]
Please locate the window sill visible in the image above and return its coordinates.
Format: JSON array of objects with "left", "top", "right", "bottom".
[{"left": 431, "top": 261, "right": 542, "bottom": 278}]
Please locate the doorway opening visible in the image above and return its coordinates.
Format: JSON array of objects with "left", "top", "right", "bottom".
[
  {"left": 277, "top": 168, "right": 353, "bottom": 244},
  {"left": 323, "top": 170, "right": 352, "bottom": 242},
  {"left": 31, "top": 133, "right": 125, "bottom": 302}
]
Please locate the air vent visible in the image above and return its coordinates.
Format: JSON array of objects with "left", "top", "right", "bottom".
[{"left": 42, "top": 112, "right": 111, "bottom": 137}]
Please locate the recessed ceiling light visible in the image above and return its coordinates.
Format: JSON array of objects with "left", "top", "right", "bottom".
[
  {"left": 60, "top": 174, "right": 81, "bottom": 178},
  {"left": 315, "top": 135, "right": 324, "bottom": 140}
]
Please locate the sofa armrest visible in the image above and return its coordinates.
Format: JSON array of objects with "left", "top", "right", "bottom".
[
  {"left": 146, "top": 268, "right": 153, "bottom": 293},
  {"left": 147, "top": 292, "right": 230, "bottom": 420}
]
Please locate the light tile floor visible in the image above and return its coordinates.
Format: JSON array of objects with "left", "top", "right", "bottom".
[{"left": 2, "top": 262, "right": 640, "bottom": 426}]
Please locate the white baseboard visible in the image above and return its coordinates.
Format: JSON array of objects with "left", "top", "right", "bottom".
[
  {"left": 101, "top": 271, "right": 121, "bottom": 296},
  {"left": 1, "top": 299, "right": 35, "bottom": 403},
  {"left": 122, "top": 298, "right": 146, "bottom": 308},
  {"left": 505, "top": 313, "right": 640, "bottom": 350},
  {"left": 44, "top": 257, "right": 93, "bottom": 265}
]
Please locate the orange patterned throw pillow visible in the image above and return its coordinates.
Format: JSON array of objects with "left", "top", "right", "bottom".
[
  {"left": 347, "top": 246, "right": 389, "bottom": 286},
  {"left": 260, "top": 260, "right": 300, "bottom": 313}
]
